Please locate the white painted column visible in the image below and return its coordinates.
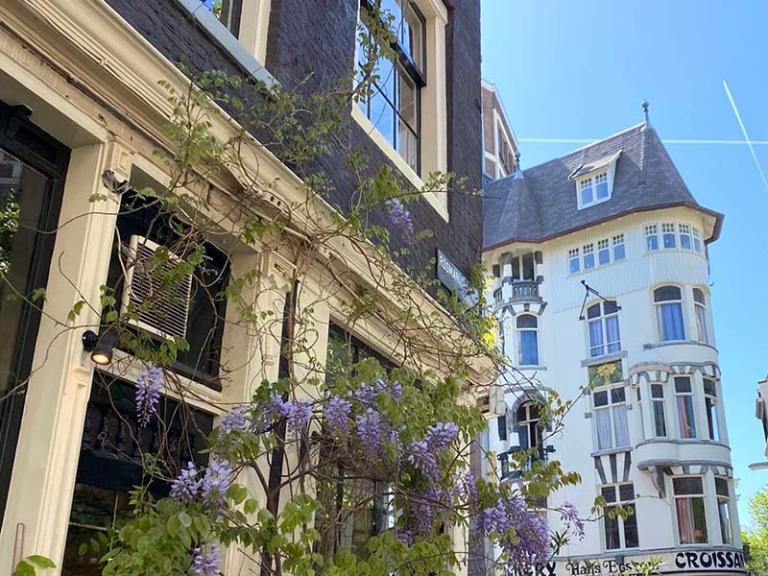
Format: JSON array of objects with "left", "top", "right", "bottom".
[{"left": 0, "top": 140, "right": 132, "bottom": 570}]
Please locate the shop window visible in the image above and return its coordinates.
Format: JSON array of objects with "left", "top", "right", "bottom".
[{"left": 0, "top": 102, "right": 69, "bottom": 522}]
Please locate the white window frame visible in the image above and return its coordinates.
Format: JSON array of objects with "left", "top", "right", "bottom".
[
  {"left": 674, "top": 376, "right": 697, "bottom": 439},
  {"left": 645, "top": 224, "right": 659, "bottom": 251},
  {"left": 654, "top": 285, "right": 686, "bottom": 342},
  {"left": 586, "top": 300, "right": 621, "bottom": 358},
  {"left": 672, "top": 476, "right": 709, "bottom": 545},
  {"left": 597, "top": 238, "right": 610, "bottom": 266},
  {"left": 703, "top": 378, "right": 720, "bottom": 442},
  {"left": 576, "top": 169, "right": 613, "bottom": 210},
  {"left": 692, "top": 228, "right": 703, "bottom": 253},
  {"left": 612, "top": 234, "right": 626, "bottom": 261},
  {"left": 568, "top": 247, "right": 580, "bottom": 274},
  {"left": 194, "top": 0, "right": 272, "bottom": 63},
  {"left": 593, "top": 386, "right": 630, "bottom": 451},
  {"left": 715, "top": 477, "right": 733, "bottom": 545},
  {"left": 601, "top": 482, "right": 639, "bottom": 550},
  {"left": 693, "top": 288, "right": 710, "bottom": 344},
  {"left": 516, "top": 314, "right": 540, "bottom": 367},
  {"left": 583, "top": 243, "right": 595, "bottom": 270},
  {"left": 650, "top": 383, "right": 668, "bottom": 438},
  {"left": 662, "top": 223, "right": 677, "bottom": 249},
  {"left": 679, "top": 224, "right": 692, "bottom": 250}
]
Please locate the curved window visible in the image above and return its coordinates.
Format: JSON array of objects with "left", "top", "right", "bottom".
[
  {"left": 654, "top": 286, "right": 685, "bottom": 341},
  {"left": 704, "top": 378, "right": 720, "bottom": 441},
  {"left": 674, "top": 477, "right": 708, "bottom": 544},
  {"left": 587, "top": 300, "right": 621, "bottom": 357},
  {"left": 516, "top": 315, "right": 539, "bottom": 366},
  {"left": 693, "top": 288, "right": 710, "bottom": 344}
]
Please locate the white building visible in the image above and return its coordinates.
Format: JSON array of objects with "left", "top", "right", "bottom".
[{"left": 482, "top": 121, "right": 744, "bottom": 575}]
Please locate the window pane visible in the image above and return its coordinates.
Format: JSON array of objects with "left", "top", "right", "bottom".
[
  {"left": 659, "top": 303, "right": 685, "bottom": 341},
  {"left": 611, "top": 387, "right": 626, "bottom": 403},
  {"left": 674, "top": 377, "right": 692, "bottom": 393},
  {"left": 596, "top": 180, "right": 609, "bottom": 200},
  {"left": 397, "top": 72, "right": 418, "bottom": 171},
  {"left": 673, "top": 477, "right": 703, "bottom": 495},
  {"left": 654, "top": 286, "right": 682, "bottom": 302},
  {"left": 604, "top": 508, "right": 621, "bottom": 550},
  {"left": 653, "top": 401, "right": 667, "bottom": 437},
  {"left": 605, "top": 316, "right": 621, "bottom": 353},
  {"left": 598, "top": 242, "right": 610, "bottom": 265},
  {"left": 623, "top": 503, "right": 639, "bottom": 548},
  {"left": 368, "top": 86, "right": 396, "bottom": 146},
  {"left": 516, "top": 315, "right": 537, "bottom": 329},
  {"left": 497, "top": 413, "right": 507, "bottom": 441},
  {"left": 581, "top": 182, "right": 593, "bottom": 205},
  {"left": 614, "top": 242, "right": 626, "bottom": 260},
  {"left": 570, "top": 255, "right": 580, "bottom": 274},
  {"left": 519, "top": 331, "right": 539, "bottom": 366},
  {"left": 718, "top": 499, "right": 732, "bottom": 544},
  {"left": 601, "top": 485, "right": 617, "bottom": 503},
  {"left": 715, "top": 478, "right": 729, "bottom": 497},
  {"left": 695, "top": 304, "right": 709, "bottom": 344},
  {"left": 619, "top": 483, "right": 635, "bottom": 501},
  {"left": 612, "top": 405, "right": 630, "bottom": 448},
  {"left": 706, "top": 398, "right": 719, "bottom": 441},
  {"left": 692, "top": 497, "right": 708, "bottom": 543},
  {"left": 647, "top": 234, "right": 659, "bottom": 251},
  {"left": 651, "top": 384, "right": 665, "bottom": 399},
  {"left": 589, "top": 319, "right": 604, "bottom": 357},
  {"left": 594, "top": 390, "right": 609, "bottom": 407},
  {"left": 677, "top": 395, "right": 697, "bottom": 438},
  {"left": 511, "top": 256, "right": 520, "bottom": 280},
  {"left": 604, "top": 300, "right": 620, "bottom": 315},
  {"left": 522, "top": 252, "right": 535, "bottom": 280},
  {"left": 680, "top": 232, "right": 692, "bottom": 250},
  {"left": 587, "top": 303, "right": 602, "bottom": 319},
  {"left": 584, "top": 252, "right": 595, "bottom": 269},
  {"left": 595, "top": 408, "right": 613, "bottom": 450}
]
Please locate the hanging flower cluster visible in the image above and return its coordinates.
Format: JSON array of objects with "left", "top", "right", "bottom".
[
  {"left": 135, "top": 364, "right": 163, "bottom": 428},
  {"left": 385, "top": 198, "right": 414, "bottom": 239},
  {"left": 191, "top": 543, "right": 220, "bottom": 576},
  {"left": 560, "top": 501, "right": 585, "bottom": 540}
]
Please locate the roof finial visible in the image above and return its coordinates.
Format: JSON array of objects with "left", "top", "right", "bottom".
[
  {"left": 513, "top": 150, "right": 524, "bottom": 179},
  {"left": 641, "top": 99, "right": 650, "bottom": 124}
]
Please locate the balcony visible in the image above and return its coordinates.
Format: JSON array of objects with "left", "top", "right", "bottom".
[{"left": 494, "top": 279, "right": 542, "bottom": 304}]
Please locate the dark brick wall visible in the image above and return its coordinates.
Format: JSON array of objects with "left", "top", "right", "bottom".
[{"left": 105, "top": 0, "right": 482, "bottom": 279}]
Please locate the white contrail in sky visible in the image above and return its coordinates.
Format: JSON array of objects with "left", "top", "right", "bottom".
[
  {"left": 722, "top": 80, "right": 768, "bottom": 190},
  {"left": 518, "top": 138, "right": 768, "bottom": 145}
]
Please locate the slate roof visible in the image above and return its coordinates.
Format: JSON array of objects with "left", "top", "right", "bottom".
[{"left": 483, "top": 122, "right": 723, "bottom": 250}]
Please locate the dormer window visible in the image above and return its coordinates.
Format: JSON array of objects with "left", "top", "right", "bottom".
[
  {"left": 578, "top": 171, "right": 609, "bottom": 208},
  {"left": 571, "top": 151, "right": 621, "bottom": 210}
]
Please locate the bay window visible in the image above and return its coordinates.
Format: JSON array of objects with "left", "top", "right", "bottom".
[
  {"left": 693, "top": 288, "right": 710, "bottom": 344},
  {"left": 587, "top": 300, "right": 621, "bottom": 357},
  {"left": 674, "top": 377, "right": 697, "bottom": 439},
  {"left": 516, "top": 315, "right": 539, "bottom": 366},
  {"left": 651, "top": 383, "right": 667, "bottom": 437},
  {"left": 594, "top": 387, "right": 630, "bottom": 450},
  {"left": 602, "top": 482, "right": 638, "bottom": 550},
  {"left": 716, "top": 477, "right": 732, "bottom": 545},
  {"left": 655, "top": 285, "right": 685, "bottom": 341},
  {"left": 673, "top": 477, "right": 708, "bottom": 544},
  {"left": 704, "top": 378, "right": 720, "bottom": 441}
]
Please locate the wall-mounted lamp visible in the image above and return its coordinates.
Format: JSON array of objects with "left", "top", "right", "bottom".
[{"left": 82, "top": 330, "right": 117, "bottom": 366}]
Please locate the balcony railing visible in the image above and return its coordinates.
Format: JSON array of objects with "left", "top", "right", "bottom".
[{"left": 493, "top": 279, "right": 541, "bottom": 303}]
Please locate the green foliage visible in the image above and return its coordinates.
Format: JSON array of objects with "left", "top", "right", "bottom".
[
  {"left": 744, "top": 487, "right": 768, "bottom": 575},
  {"left": 12, "top": 555, "right": 55, "bottom": 576}
]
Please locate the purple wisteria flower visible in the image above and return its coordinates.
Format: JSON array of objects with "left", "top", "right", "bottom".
[
  {"left": 275, "top": 398, "right": 313, "bottom": 433},
  {"left": 453, "top": 469, "right": 478, "bottom": 507},
  {"left": 424, "top": 422, "right": 459, "bottom": 451},
  {"left": 560, "top": 501, "right": 585, "bottom": 540},
  {"left": 192, "top": 543, "right": 220, "bottom": 576},
  {"left": 170, "top": 461, "right": 200, "bottom": 502},
  {"left": 201, "top": 458, "right": 232, "bottom": 506},
  {"left": 352, "top": 383, "right": 378, "bottom": 407},
  {"left": 410, "top": 487, "right": 449, "bottom": 535},
  {"left": 385, "top": 198, "right": 414, "bottom": 238},
  {"left": 219, "top": 405, "right": 250, "bottom": 434},
  {"left": 482, "top": 494, "right": 549, "bottom": 573},
  {"left": 408, "top": 422, "right": 459, "bottom": 481},
  {"left": 135, "top": 364, "right": 163, "bottom": 428},
  {"left": 390, "top": 380, "right": 402, "bottom": 400},
  {"left": 324, "top": 395, "right": 353, "bottom": 434},
  {"left": 356, "top": 407, "right": 384, "bottom": 457}
]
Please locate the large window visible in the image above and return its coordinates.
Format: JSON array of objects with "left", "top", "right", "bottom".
[
  {"left": 655, "top": 286, "right": 685, "bottom": 342},
  {"left": 651, "top": 383, "right": 667, "bottom": 438},
  {"left": 578, "top": 171, "right": 610, "bottom": 208},
  {"left": 716, "top": 477, "right": 732, "bottom": 545},
  {"left": 693, "top": 288, "right": 710, "bottom": 344},
  {"left": 357, "top": 0, "right": 425, "bottom": 173},
  {"left": 602, "top": 482, "right": 638, "bottom": 550},
  {"left": 674, "top": 377, "right": 697, "bottom": 439},
  {"left": 0, "top": 103, "right": 69, "bottom": 522},
  {"left": 587, "top": 300, "right": 621, "bottom": 357},
  {"left": 594, "top": 387, "right": 630, "bottom": 451},
  {"left": 704, "top": 378, "right": 720, "bottom": 441},
  {"left": 674, "top": 477, "right": 708, "bottom": 544},
  {"left": 516, "top": 315, "right": 539, "bottom": 366}
]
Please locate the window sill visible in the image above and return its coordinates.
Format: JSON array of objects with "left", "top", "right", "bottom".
[
  {"left": 175, "top": 0, "right": 276, "bottom": 88},
  {"left": 590, "top": 447, "right": 632, "bottom": 457},
  {"left": 643, "top": 340, "right": 718, "bottom": 352},
  {"left": 581, "top": 351, "right": 627, "bottom": 367},
  {"left": 350, "top": 105, "right": 449, "bottom": 222},
  {"left": 515, "top": 365, "right": 547, "bottom": 371}
]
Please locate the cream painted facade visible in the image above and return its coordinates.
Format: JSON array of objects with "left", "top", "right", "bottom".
[
  {"left": 0, "top": 1, "right": 493, "bottom": 573},
  {"left": 482, "top": 203, "right": 744, "bottom": 575}
]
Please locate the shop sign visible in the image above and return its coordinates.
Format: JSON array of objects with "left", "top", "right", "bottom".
[
  {"left": 549, "top": 549, "right": 747, "bottom": 576},
  {"left": 436, "top": 249, "right": 477, "bottom": 306}
]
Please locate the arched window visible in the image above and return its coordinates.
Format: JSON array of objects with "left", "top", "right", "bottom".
[
  {"left": 693, "top": 288, "right": 710, "bottom": 344},
  {"left": 516, "top": 315, "right": 539, "bottom": 366},
  {"left": 587, "top": 300, "right": 621, "bottom": 357},
  {"left": 654, "top": 286, "right": 685, "bottom": 341}
]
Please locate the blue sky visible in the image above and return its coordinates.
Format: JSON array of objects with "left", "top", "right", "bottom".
[{"left": 481, "top": 0, "right": 767, "bottom": 526}]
